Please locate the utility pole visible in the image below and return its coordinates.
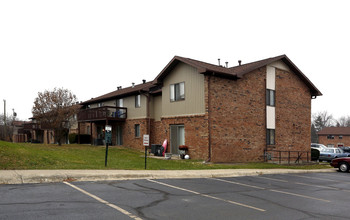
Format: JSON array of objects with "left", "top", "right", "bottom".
[{"left": 3, "top": 100, "right": 6, "bottom": 141}]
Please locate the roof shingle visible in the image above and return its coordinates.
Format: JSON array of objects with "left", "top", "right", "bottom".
[{"left": 318, "top": 127, "right": 350, "bottom": 135}]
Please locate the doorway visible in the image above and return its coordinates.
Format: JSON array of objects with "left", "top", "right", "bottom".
[
  {"left": 116, "top": 125, "right": 123, "bottom": 145},
  {"left": 170, "top": 125, "right": 185, "bottom": 155}
]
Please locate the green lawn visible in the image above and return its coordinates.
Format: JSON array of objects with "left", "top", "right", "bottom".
[{"left": 0, "top": 141, "right": 331, "bottom": 170}]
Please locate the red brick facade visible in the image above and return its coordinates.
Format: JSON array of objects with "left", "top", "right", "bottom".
[
  {"left": 208, "top": 68, "right": 267, "bottom": 162},
  {"left": 275, "top": 68, "right": 311, "bottom": 152},
  {"left": 318, "top": 135, "right": 350, "bottom": 147}
]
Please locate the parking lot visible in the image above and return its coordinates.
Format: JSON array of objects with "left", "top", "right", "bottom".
[{"left": 1, "top": 172, "right": 350, "bottom": 219}]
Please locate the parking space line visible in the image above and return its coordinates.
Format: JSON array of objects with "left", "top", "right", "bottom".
[
  {"left": 147, "top": 179, "right": 266, "bottom": 212},
  {"left": 260, "top": 175, "right": 350, "bottom": 194},
  {"left": 294, "top": 181, "right": 350, "bottom": 192},
  {"left": 285, "top": 174, "right": 339, "bottom": 182},
  {"left": 212, "top": 178, "right": 266, "bottom": 189},
  {"left": 63, "top": 181, "right": 142, "bottom": 220},
  {"left": 210, "top": 178, "right": 331, "bottom": 203},
  {"left": 257, "top": 176, "right": 288, "bottom": 183},
  {"left": 269, "top": 189, "right": 330, "bottom": 202}
]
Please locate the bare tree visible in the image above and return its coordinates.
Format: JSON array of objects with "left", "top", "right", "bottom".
[
  {"left": 0, "top": 113, "right": 16, "bottom": 141},
  {"left": 312, "top": 111, "right": 334, "bottom": 132},
  {"left": 32, "top": 88, "right": 78, "bottom": 145},
  {"left": 335, "top": 116, "right": 350, "bottom": 127}
]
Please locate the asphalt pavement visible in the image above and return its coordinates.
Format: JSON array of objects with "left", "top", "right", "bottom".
[{"left": 0, "top": 168, "right": 336, "bottom": 184}]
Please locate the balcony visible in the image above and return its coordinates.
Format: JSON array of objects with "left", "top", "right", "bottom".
[{"left": 78, "top": 106, "right": 127, "bottom": 122}]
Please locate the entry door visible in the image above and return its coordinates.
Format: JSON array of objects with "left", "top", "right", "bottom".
[
  {"left": 116, "top": 125, "right": 123, "bottom": 145},
  {"left": 170, "top": 125, "right": 185, "bottom": 155}
]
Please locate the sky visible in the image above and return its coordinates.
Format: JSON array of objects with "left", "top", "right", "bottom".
[{"left": 0, "top": 0, "right": 349, "bottom": 121}]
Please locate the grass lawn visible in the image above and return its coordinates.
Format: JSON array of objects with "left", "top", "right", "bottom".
[{"left": 0, "top": 141, "right": 331, "bottom": 170}]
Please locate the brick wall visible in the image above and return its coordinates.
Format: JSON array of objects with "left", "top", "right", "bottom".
[
  {"left": 275, "top": 68, "right": 311, "bottom": 160},
  {"left": 207, "top": 67, "right": 312, "bottom": 162},
  {"left": 318, "top": 135, "right": 350, "bottom": 147},
  {"left": 152, "top": 115, "right": 209, "bottom": 160},
  {"left": 122, "top": 118, "right": 149, "bottom": 151},
  {"left": 208, "top": 68, "right": 267, "bottom": 162}
]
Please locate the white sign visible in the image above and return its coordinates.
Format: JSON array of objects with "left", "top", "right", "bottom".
[
  {"left": 105, "top": 125, "right": 112, "bottom": 132},
  {"left": 143, "top": 134, "right": 149, "bottom": 146}
]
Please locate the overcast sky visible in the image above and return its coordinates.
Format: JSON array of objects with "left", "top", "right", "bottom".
[{"left": 1, "top": 0, "right": 349, "bottom": 121}]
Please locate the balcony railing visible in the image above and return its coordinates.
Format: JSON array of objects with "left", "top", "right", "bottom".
[{"left": 78, "top": 106, "right": 127, "bottom": 122}]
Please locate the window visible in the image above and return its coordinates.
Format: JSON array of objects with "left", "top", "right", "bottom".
[
  {"left": 267, "top": 129, "right": 275, "bottom": 145},
  {"left": 117, "top": 99, "right": 123, "bottom": 107},
  {"left": 339, "top": 135, "right": 343, "bottom": 139},
  {"left": 135, "top": 95, "right": 141, "bottom": 108},
  {"left": 134, "top": 124, "right": 140, "bottom": 137},
  {"left": 170, "top": 82, "right": 185, "bottom": 102},
  {"left": 266, "top": 89, "right": 275, "bottom": 106},
  {"left": 327, "top": 135, "right": 334, "bottom": 139},
  {"left": 98, "top": 103, "right": 104, "bottom": 107}
]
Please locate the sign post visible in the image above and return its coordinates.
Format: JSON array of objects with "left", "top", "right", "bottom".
[
  {"left": 105, "top": 125, "right": 112, "bottom": 167},
  {"left": 143, "top": 134, "right": 149, "bottom": 169}
]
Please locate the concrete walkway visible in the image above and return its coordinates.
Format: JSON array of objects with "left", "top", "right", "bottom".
[{"left": 0, "top": 168, "right": 335, "bottom": 184}]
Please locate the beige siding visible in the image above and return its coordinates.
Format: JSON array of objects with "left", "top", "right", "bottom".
[
  {"left": 269, "top": 61, "right": 291, "bottom": 72},
  {"left": 124, "top": 94, "right": 147, "bottom": 119},
  {"left": 162, "top": 63, "right": 205, "bottom": 117},
  {"left": 89, "top": 99, "right": 115, "bottom": 108},
  {"left": 151, "top": 95, "right": 162, "bottom": 121}
]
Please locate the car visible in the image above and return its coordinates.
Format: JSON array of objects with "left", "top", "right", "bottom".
[
  {"left": 311, "top": 143, "right": 327, "bottom": 150},
  {"left": 319, "top": 148, "right": 350, "bottom": 162},
  {"left": 339, "top": 146, "right": 350, "bottom": 153},
  {"left": 330, "top": 157, "right": 350, "bottom": 172}
]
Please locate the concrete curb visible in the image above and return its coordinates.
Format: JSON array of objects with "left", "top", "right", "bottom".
[{"left": 0, "top": 169, "right": 336, "bottom": 185}]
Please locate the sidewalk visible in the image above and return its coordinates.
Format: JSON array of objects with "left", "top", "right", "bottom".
[{"left": 0, "top": 168, "right": 335, "bottom": 185}]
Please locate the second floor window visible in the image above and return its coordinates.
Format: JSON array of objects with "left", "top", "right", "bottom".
[
  {"left": 170, "top": 82, "right": 185, "bottom": 102},
  {"left": 266, "top": 89, "right": 275, "bottom": 106},
  {"left": 135, "top": 95, "right": 141, "bottom": 108}
]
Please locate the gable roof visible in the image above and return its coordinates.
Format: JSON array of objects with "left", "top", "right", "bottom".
[
  {"left": 154, "top": 55, "right": 322, "bottom": 96},
  {"left": 82, "top": 81, "right": 155, "bottom": 105},
  {"left": 318, "top": 127, "right": 350, "bottom": 136},
  {"left": 81, "top": 54, "right": 322, "bottom": 105}
]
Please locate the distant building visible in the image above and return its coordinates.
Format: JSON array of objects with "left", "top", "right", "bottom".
[{"left": 318, "top": 127, "right": 350, "bottom": 147}]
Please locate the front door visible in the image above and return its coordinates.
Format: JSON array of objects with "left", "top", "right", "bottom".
[{"left": 170, "top": 125, "right": 185, "bottom": 155}]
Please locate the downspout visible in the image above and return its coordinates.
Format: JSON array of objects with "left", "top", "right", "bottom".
[
  {"left": 140, "top": 91, "right": 151, "bottom": 144},
  {"left": 207, "top": 74, "right": 212, "bottom": 162}
]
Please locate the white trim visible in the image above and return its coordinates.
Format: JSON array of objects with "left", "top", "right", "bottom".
[
  {"left": 266, "top": 66, "right": 275, "bottom": 90},
  {"left": 266, "top": 106, "right": 275, "bottom": 129}
]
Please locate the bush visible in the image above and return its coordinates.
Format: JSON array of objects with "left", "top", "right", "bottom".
[
  {"left": 311, "top": 148, "right": 320, "bottom": 161},
  {"left": 69, "top": 134, "right": 91, "bottom": 144},
  {"left": 69, "top": 133, "right": 77, "bottom": 143}
]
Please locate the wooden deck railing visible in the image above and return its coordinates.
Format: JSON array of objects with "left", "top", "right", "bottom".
[{"left": 78, "top": 106, "right": 127, "bottom": 122}]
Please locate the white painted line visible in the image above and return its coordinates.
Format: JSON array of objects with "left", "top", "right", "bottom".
[
  {"left": 63, "top": 181, "right": 142, "bottom": 220},
  {"left": 212, "top": 178, "right": 266, "bottom": 189},
  {"left": 257, "top": 176, "right": 288, "bottom": 183},
  {"left": 147, "top": 179, "right": 266, "bottom": 212},
  {"left": 285, "top": 174, "right": 339, "bottom": 182},
  {"left": 269, "top": 189, "right": 331, "bottom": 203},
  {"left": 210, "top": 178, "right": 331, "bottom": 203}
]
